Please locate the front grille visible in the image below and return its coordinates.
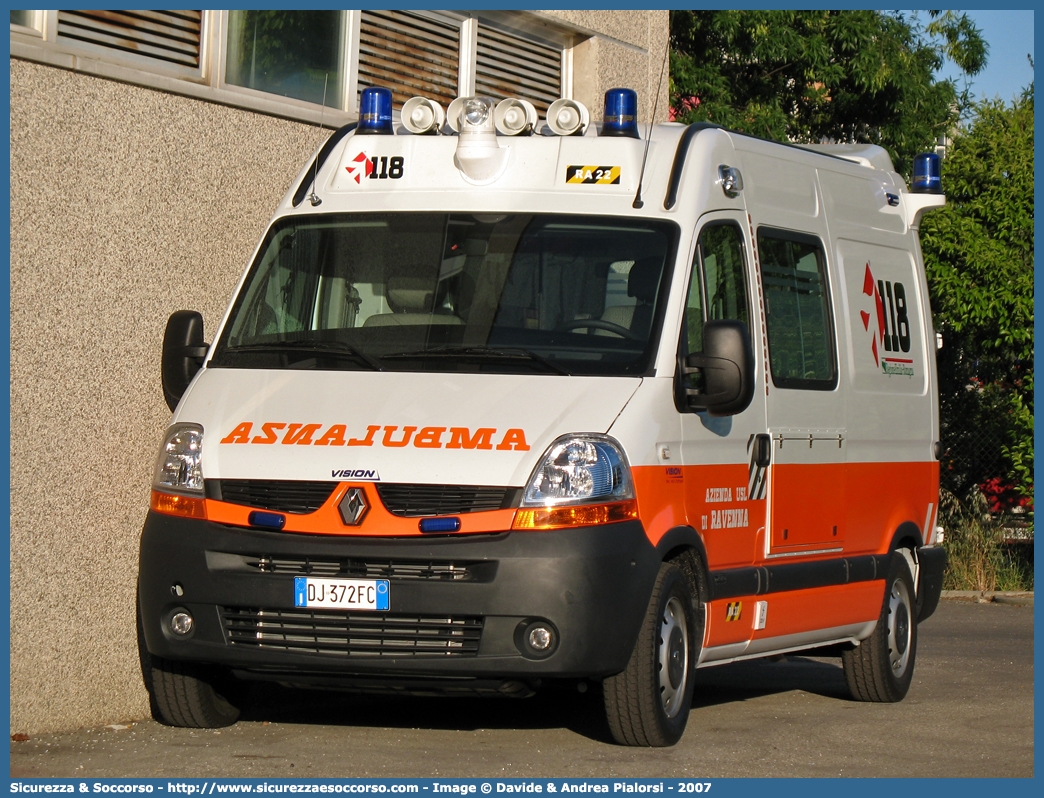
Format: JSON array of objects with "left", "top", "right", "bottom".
[
  {"left": 376, "top": 483, "right": 518, "bottom": 517},
  {"left": 207, "top": 480, "right": 517, "bottom": 517},
  {"left": 221, "top": 607, "right": 483, "bottom": 657},
  {"left": 242, "top": 555, "right": 493, "bottom": 582},
  {"left": 209, "top": 480, "right": 338, "bottom": 514}
]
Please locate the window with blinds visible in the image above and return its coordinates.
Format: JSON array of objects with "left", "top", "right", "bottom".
[
  {"left": 14, "top": 10, "right": 572, "bottom": 123},
  {"left": 476, "top": 24, "right": 562, "bottom": 114},
  {"left": 358, "top": 10, "right": 459, "bottom": 109},
  {"left": 55, "top": 9, "right": 202, "bottom": 70}
]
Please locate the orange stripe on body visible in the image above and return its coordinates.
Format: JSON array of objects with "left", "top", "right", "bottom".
[
  {"left": 843, "top": 460, "right": 939, "bottom": 552},
  {"left": 632, "top": 463, "right": 766, "bottom": 569},
  {"left": 633, "top": 459, "right": 937, "bottom": 562},
  {"left": 632, "top": 459, "right": 935, "bottom": 651},
  {"left": 704, "top": 581, "right": 883, "bottom": 649}
]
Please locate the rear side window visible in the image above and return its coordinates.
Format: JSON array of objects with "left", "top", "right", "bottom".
[{"left": 758, "top": 229, "right": 837, "bottom": 390}]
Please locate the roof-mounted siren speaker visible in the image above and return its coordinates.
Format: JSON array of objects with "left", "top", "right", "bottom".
[
  {"left": 494, "top": 98, "right": 537, "bottom": 136},
  {"left": 546, "top": 98, "right": 590, "bottom": 136},
  {"left": 912, "top": 152, "right": 942, "bottom": 194},
  {"left": 601, "top": 88, "right": 639, "bottom": 138},
  {"left": 358, "top": 87, "right": 393, "bottom": 135},
  {"left": 401, "top": 96, "right": 445, "bottom": 134},
  {"left": 445, "top": 97, "right": 468, "bottom": 133}
]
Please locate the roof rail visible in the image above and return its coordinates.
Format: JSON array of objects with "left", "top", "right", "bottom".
[
  {"left": 664, "top": 123, "right": 881, "bottom": 211},
  {"left": 664, "top": 123, "right": 720, "bottom": 210}
]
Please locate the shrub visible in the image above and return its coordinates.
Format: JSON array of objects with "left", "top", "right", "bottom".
[{"left": 940, "top": 488, "right": 1033, "bottom": 592}]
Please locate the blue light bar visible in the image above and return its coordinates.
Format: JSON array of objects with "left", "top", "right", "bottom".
[
  {"left": 912, "top": 152, "right": 942, "bottom": 194},
  {"left": 358, "top": 87, "right": 393, "bottom": 135},
  {"left": 601, "top": 88, "right": 639, "bottom": 138},
  {"left": 249, "top": 510, "right": 286, "bottom": 530},
  {"left": 419, "top": 517, "right": 462, "bottom": 533}
]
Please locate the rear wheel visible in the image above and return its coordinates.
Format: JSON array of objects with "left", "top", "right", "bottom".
[
  {"left": 842, "top": 552, "right": 917, "bottom": 702},
  {"left": 603, "top": 562, "right": 699, "bottom": 746}
]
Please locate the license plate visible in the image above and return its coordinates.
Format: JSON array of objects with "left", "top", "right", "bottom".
[{"left": 294, "top": 577, "right": 390, "bottom": 611}]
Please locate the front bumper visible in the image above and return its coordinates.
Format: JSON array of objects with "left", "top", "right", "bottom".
[{"left": 138, "top": 511, "right": 661, "bottom": 687}]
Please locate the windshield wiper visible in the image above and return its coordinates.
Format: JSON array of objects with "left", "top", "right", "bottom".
[
  {"left": 222, "top": 341, "right": 383, "bottom": 371},
  {"left": 383, "top": 346, "right": 570, "bottom": 375}
]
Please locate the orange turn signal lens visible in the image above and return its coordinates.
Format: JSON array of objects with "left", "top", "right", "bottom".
[
  {"left": 512, "top": 499, "right": 639, "bottom": 530},
  {"left": 151, "top": 490, "right": 207, "bottom": 520}
]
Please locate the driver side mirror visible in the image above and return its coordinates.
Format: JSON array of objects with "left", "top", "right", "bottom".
[
  {"left": 676, "top": 319, "right": 755, "bottom": 416},
  {"left": 162, "top": 310, "right": 209, "bottom": 412}
]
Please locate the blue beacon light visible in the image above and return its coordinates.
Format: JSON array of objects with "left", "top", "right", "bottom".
[
  {"left": 601, "top": 88, "right": 639, "bottom": 138},
  {"left": 419, "top": 517, "right": 462, "bottom": 533},
  {"left": 248, "top": 510, "right": 286, "bottom": 530},
  {"left": 358, "top": 87, "right": 394, "bottom": 135},
  {"left": 912, "top": 152, "right": 942, "bottom": 194}
]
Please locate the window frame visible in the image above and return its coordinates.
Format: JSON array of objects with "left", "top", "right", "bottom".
[
  {"left": 756, "top": 226, "right": 839, "bottom": 392},
  {"left": 11, "top": 9, "right": 574, "bottom": 127}
]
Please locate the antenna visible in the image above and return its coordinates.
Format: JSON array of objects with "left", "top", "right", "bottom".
[
  {"left": 633, "top": 40, "right": 670, "bottom": 209},
  {"left": 308, "top": 74, "right": 329, "bottom": 207}
]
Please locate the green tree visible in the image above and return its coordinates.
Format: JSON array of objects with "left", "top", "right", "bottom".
[
  {"left": 669, "top": 10, "right": 986, "bottom": 175},
  {"left": 919, "top": 87, "right": 1034, "bottom": 505}
]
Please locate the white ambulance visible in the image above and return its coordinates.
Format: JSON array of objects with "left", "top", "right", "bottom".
[{"left": 139, "top": 87, "right": 948, "bottom": 746}]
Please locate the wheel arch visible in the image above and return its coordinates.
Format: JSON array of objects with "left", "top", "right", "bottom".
[
  {"left": 889, "top": 520, "right": 924, "bottom": 552},
  {"left": 654, "top": 526, "right": 711, "bottom": 629},
  {"left": 889, "top": 520, "right": 924, "bottom": 594}
]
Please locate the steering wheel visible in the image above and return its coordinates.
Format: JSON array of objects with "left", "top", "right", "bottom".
[{"left": 556, "top": 319, "right": 641, "bottom": 341}]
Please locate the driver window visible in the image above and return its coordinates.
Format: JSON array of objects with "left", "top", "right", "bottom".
[{"left": 683, "top": 222, "right": 750, "bottom": 357}]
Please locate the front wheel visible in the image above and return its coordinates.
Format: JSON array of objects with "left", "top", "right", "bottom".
[
  {"left": 137, "top": 599, "right": 241, "bottom": 728},
  {"left": 603, "top": 562, "right": 699, "bottom": 746},
  {"left": 147, "top": 653, "right": 242, "bottom": 728},
  {"left": 842, "top": 552, "right": 918, "bottom": 702}
]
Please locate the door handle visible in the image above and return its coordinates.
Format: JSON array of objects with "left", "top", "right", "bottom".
[{"left": 754, "top": 433, "right": 771, "bottom": 468}]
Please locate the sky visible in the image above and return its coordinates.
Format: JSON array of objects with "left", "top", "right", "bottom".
[{"left": 929, "top": 9, "right": 1035, "bottom": 103}]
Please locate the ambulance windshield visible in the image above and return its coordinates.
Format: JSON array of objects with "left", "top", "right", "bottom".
[{"left": 211, "top": 213, "right": 676, "bottom": 376}]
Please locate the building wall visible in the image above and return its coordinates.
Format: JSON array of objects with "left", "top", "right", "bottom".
[
  {"left": 543, "top": 10, "right": 669, "bottom": 123},
  {"left": 9, "top": 9, "right": 667, "bottom": 734}
]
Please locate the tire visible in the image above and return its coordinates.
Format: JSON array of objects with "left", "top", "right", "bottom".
[
  {"left": 136, "top": 599, "right": 241, "bottom": 728},
  {"left": 842, "top": 551, "right": 918, "bottom": 703},
  {"left": 148, "top": 654, "right": 242, "bottom": 728},
  {"left": 603, "top": 562, "right": 699, "bottom": 746}
]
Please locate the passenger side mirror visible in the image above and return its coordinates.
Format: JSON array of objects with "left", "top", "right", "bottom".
[
  {"left": 676, "top": 320, "right": 755, "bottom": 416},
  {"left": 162, "top": 311, "right": 209, "bottom": 412}
]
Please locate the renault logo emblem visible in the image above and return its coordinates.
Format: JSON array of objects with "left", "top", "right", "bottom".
[{"left": 338, "top": 487, "right": 369, "bottom": 526}]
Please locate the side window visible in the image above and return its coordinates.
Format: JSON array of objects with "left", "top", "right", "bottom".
[
  {"left": 758, "top": 229, "right": 837, "bottom": 390},
  {"left": 684, "top": 222, "right": 749, "bottom": 356}
]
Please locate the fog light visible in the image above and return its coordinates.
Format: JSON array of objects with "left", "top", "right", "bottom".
[
  {"left": 515, "top": 619, "right": 558, "bottom": 659},
  {"left": 528, "top": 626, "right": 552, "bottom": 651},
  {"left": 170, "top": 612, "right": 194, "bottom": 636}
]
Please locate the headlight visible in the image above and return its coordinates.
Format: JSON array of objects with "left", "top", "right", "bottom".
[
  {"left": 521, "top": 434, "right": 634, "bottom": 507},
  {"left": 153, "top": 423, "right": 204, "bottom": 495}
]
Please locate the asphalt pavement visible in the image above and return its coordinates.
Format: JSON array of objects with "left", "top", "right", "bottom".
[{"left": 9, "top": 596, "right": 1034, "bottom": 779}]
